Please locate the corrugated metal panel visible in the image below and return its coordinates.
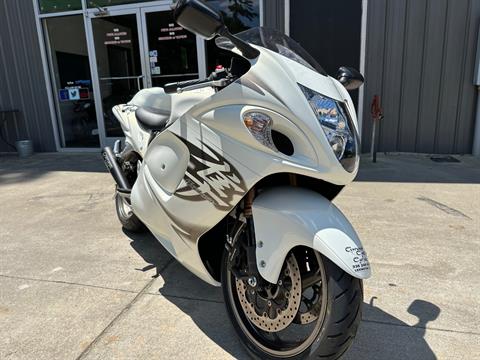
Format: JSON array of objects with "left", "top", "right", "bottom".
[
  {"left": 263, "top": 0, "right": 285, "bottom": 32},
  {"left": 362, "top": 0, "right": 479, "bottom": 154},
  {"left": 0, "top": 0, "right": 55, "bottom": 153}
]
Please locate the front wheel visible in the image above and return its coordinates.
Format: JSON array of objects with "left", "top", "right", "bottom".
[{"left": 221, "top": 247, "right": 363, "bottom": 359}]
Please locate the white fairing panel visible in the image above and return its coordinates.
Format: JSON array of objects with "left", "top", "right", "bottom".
[{"left": 252, "top": 187, "right": 371, "bottom": 283}]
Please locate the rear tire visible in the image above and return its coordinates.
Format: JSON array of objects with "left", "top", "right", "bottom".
[
  {"left": 221, "top": 250, "right": 363, "bottom": 359},
  {"left": 115, "top": 192, "right": 145, "bottom": 233}
]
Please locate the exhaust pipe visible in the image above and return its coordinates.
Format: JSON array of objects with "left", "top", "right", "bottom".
[{"left": 101, "top": 146, "right": 131, "bottom": 192}]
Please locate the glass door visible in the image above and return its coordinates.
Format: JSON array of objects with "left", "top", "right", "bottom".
[
  {"left": 86, "top": 5, "right": 205, "bottom": 147},
  {"left": 44, "top": 15, "right": 100, "bottom": 149},
  {"left": 141, "top": 6, "right": 206, "bottom": 88},
  {"left": 87, "top": 9, "right": 147, "bottom": 146}
]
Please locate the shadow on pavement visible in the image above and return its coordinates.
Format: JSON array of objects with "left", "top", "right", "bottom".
[
  {"left": 0, "top": 153, "right": 105, "bottom": 185},
  {"left": 125, "top": 230, "right": 441, "bottom": 360},
  {"left": 124, "top": 228, "right": 249, "bottom": 358},
  {"left": 349, "top": 297, "right": 440, "bottom": 360},
  {"left": 125, "top": 229, "right": 168, "bottom": 279}
]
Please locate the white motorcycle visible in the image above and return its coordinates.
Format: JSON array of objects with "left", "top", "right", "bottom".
[{"left": 102, "top": 0, "right": 371, "bottom": 358}]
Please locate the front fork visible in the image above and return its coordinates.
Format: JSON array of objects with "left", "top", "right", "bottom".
[
  {"left": 227, "top": 175, "right": 299, "bottom": 286},
  {"left": 243, "top": 190, "right": 259, "bottom": 277},
  {"left": 226, "top": 188, "right": 264, "bottom": 287}
]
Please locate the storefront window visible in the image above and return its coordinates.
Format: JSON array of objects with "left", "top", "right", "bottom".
[
  {"left": 205, "top": 0, "right": 260, "bottom": 72},
  {"left": 39, "top": 0, "right": 82, "bottom": 13},
  {"left": 87, "top": 0, "right": 153, "bottom": 7},
  {"left": 44, "top": 15, "right": 100, "bottom": 148},
  {"left": 145, "top": 11, "right": 199, "bottom": 87}
]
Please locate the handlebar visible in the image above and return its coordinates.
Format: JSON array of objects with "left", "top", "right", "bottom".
[
  {"left": 164, "top": 67, "right": 231, "bottom": 94},
  {"left": 164, "top": 78, "right": 212, "bottom": 94}
]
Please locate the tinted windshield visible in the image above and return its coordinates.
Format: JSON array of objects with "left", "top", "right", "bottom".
[{"left": 216, "top": 27, "right": 327, "bottom": 76}]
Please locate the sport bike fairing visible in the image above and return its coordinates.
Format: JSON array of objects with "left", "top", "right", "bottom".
[
  {"left": 129, "top": 34, "right": 367, "bottom": 286},
  {"left": 113, "top": 87, "right": 214, "bottom": 158}
]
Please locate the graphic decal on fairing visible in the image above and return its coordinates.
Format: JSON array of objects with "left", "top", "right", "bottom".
[{"left": 175, "top": 137, "right": 248, "bottom": 211}]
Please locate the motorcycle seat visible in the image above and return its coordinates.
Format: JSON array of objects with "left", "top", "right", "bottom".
[{"left": 135, "top": 106, "right": 171, "bottom": 131}]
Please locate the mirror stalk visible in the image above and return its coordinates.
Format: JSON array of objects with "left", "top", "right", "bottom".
[
  {"left": 174, "top": 0, "right": 259, "bottom": 59},
  {"left": 217, "top": 26, "right": 260, "bottom": 60}
]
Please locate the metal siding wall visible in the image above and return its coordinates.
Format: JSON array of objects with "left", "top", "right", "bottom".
[
  {"left": 362, "top": 0, "right": 479, "bottom": 154},
  {"left": 377, "top": 0, "right": 407, "bottom": 152},
  {"left": 456, "top": 0, "right": 480, "bottom": 153},
  {"left": 263, "top": 0, "right": 285, "bottom": 32},
  {"left": 416, "top": 0, "right": 447, "bottom": 153},
  {"left": 0, "top": 0, "right": 55, "bottom": 152},
  {"left": 398, "top": 0, "right": 427, "bottom": 152}
]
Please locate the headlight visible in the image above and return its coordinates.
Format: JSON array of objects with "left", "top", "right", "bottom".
[{"left": 299, "top": 84, "right": 359, "bottom": 172}]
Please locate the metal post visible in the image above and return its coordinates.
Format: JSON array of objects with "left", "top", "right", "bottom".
[
  {"left": 370, "top": 95, "right": 383, "bottom": 163},
  {"left": 473, "top": 25, "right": 480, "bottom": 156},
  {"left": 370, "top": 120, "right": 377, "bottom": 163},
  {"left": 473, "top": 86, "right": 480, "bottom": 156}
]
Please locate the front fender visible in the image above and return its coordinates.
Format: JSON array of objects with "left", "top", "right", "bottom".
[{"left": 252, "top": 186, "right": 371, "bottom": 283}]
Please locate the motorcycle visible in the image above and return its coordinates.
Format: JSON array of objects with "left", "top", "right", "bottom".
[{"left": 102, "top": 0, "right": 371, "bottom": 358}]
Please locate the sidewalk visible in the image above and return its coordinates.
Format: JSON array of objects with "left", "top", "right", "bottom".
[{"left": 0, "top": 153, "right": 479, "bottom": 359}]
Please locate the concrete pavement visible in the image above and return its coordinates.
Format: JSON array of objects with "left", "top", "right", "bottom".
[{"left": 0, "top": 152, "right": 479, "bottom": 359}]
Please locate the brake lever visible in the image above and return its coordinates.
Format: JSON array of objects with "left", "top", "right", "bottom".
[{"left": 176, "top": 79, "right": 230, "bottom": 93}]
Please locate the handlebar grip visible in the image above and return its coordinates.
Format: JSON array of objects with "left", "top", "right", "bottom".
[
  {"left": 163, "top": 82, "right": 180, "bottom": 94},
  {"left": 164, "top": 78, "right": 206, "bottom": 94}
]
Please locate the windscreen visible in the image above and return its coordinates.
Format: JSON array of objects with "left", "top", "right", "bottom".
[{"left": 216, "top": 27, "right": 327, "bottom": 76}]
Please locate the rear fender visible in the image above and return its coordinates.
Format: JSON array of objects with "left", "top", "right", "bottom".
[
  {"left": 112, "top": 105, "right": 150, "bottom": 156},
  {"left": 252, "top": 186, "right": 371, "bottom": 283}
]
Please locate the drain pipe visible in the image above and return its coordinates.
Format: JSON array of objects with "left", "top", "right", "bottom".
[{"left": 473, "top": 26, "right": 480, "bottom": 156}]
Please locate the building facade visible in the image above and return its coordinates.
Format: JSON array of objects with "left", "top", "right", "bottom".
[{"left": 0, "top": 0, "right": 479, "bottom": 154}]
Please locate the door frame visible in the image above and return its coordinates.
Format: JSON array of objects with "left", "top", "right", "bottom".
[
  {"left": 85, "top": 7, "right": 149, "bottom": 148},
  {"left": 85, "top": 3, "right": 206, "bottom": 148}
]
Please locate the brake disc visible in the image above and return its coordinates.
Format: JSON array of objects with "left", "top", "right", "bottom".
[
  {"left": 294, "top": 283, "right": 323, "bottom": 324},
  {"left": 235, "top": 253, "right": 302, "bottom": 332}
]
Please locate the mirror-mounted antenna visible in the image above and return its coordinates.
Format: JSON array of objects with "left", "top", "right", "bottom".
[
  {"left": 174, "top": 0, "right": 260, "bottom": 59},
  {"left": 337, "top": 67, "right": 364, "bottom": 91}
]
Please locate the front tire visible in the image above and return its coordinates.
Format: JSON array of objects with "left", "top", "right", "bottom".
[
  {"left": 221, "top": 249, "right": 363, "bottom": 359},
  {"left": 115, "top": 192, "right": 145, "bottom": 233}
]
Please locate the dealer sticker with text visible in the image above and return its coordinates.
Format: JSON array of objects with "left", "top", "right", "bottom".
[{"left": 345, "top": 246, "right": 370, "bottom": 273}]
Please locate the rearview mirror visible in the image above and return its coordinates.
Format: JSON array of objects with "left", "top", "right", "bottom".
[
  {"left": 174, "top": 0, "right": 224, "bottom": 40},
  {"left": 336, "top": 67, "right": 364, "bottom": 91}
]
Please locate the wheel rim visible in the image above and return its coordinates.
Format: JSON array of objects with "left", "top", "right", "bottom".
[
  {"left": 117, "top": 194, "right": 133, "bottom": 218},
  {"left": 227, "top": 249, "right": 328, "bottom": 357},
  {"left": 235, "top": 253, "right": 303, "bottom": 332}
]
